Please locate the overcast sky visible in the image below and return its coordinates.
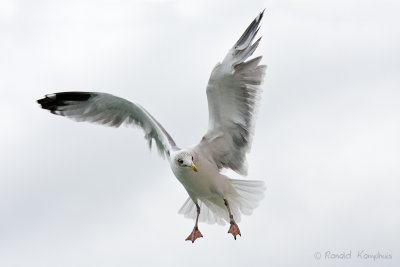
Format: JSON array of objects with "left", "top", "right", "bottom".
[{"left": 1, "top": 0, "right": 399, "bottom": 266}]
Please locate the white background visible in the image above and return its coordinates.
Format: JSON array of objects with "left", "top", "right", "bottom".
[{"left": 1, "top": 0, "right": 399, "bottom": 266}]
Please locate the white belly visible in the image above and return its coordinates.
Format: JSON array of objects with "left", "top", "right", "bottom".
[{"left": 170, "top": 158, "right": 227, "bottom": 198}]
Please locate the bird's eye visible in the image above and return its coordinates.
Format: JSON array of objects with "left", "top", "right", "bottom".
[
  {"left": 178, "top": 159, "right": 183, "bottom": 164},
  {"left": 191, "top": 156, "right": 193, "bottom": 161}
]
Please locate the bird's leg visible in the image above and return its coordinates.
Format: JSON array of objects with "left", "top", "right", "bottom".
[
  {"left": 224, "top": 198, "right": 241, "bottom": 240},
  {"left": 185, "top": 203, "right": 203, "bottom": 243}
]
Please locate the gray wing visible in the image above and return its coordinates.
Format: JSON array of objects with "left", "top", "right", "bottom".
[
  {"left": 200, "top": 10, "right": 267, "bottom": 176},
  {"left": 37, "top": 92, "right": 178, "bottom": 157}
]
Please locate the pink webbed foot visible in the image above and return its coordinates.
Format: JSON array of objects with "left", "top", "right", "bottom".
[
  {"left": 185, "top": 227, "right": 203, "bottom": 243},
  {"left": 228, "top": 221, "right": 241, "bottom": 240}
]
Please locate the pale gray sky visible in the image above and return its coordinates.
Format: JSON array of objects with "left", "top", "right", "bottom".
[{"left": 1, "top": 0, "right": 399, "bottom": 266}]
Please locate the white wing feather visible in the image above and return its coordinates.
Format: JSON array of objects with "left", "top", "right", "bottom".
[
  {"left": 200, "top": 10, "right": 267, "bottom": 175},
  {"left": 37, "top": 92, "right": 178, "bottom": 157}
]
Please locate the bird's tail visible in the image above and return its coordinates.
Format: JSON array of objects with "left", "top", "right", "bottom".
[{"left": 178, "top": 179, "right": 266, "bottom": 225}]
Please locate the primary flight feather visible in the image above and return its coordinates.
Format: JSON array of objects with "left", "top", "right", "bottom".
[{"left": 37, "top": 10, "right": 267, "bottom": 242}]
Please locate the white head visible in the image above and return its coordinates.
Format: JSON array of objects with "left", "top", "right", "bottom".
[{"left": 171, "top": 150, "right": 198, "bottom": 172}]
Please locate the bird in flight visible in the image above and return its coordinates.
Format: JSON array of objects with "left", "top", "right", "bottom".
[{"left": 37, "top": 10, "right": 267, "bottom": 243}]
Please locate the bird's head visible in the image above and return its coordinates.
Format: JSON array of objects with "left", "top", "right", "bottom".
[{"left": 172, "top": 151, "right": 197, "bottom": 172}]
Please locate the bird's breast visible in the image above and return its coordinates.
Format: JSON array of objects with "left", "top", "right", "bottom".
[{"left": 170, "top": 161, "right": 220, "bottom": 198}]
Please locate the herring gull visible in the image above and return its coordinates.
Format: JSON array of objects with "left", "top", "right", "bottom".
[{"left": 37, "top": 10, "right": 267, "bottom": 243}]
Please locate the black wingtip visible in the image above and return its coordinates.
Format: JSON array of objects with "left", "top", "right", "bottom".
[
  {"left": 257, "top": 9, "right": 265, "bottom": 22},
  {"left": 234, "top": 10, "right": 266, "bottom": 50},
  {"left": 261, "top": 8, "right": 266, "bottom": 16},
  {"left": 37, "top": 91, "right": 93, "bottom": 113}
]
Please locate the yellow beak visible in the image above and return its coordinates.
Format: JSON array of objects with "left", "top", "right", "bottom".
[{"left": 190, "top": 163, "right": 198, "bottom": 172}]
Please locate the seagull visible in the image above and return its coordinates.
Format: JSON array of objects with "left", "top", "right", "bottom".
[{"left": 37, "top": 10, "right": 267, "bottom": 243}]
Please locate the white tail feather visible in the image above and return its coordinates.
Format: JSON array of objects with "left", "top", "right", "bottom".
[{"left": 178, "top": 179, "right": 265, "bottom": 225}]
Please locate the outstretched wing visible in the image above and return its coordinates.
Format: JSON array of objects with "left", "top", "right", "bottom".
[
  {"left": 37, "top": 92, "right": 178, "bottom": 157},
  {"left": 200, "top": 10, "right": 267, "bottom": 176}
]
